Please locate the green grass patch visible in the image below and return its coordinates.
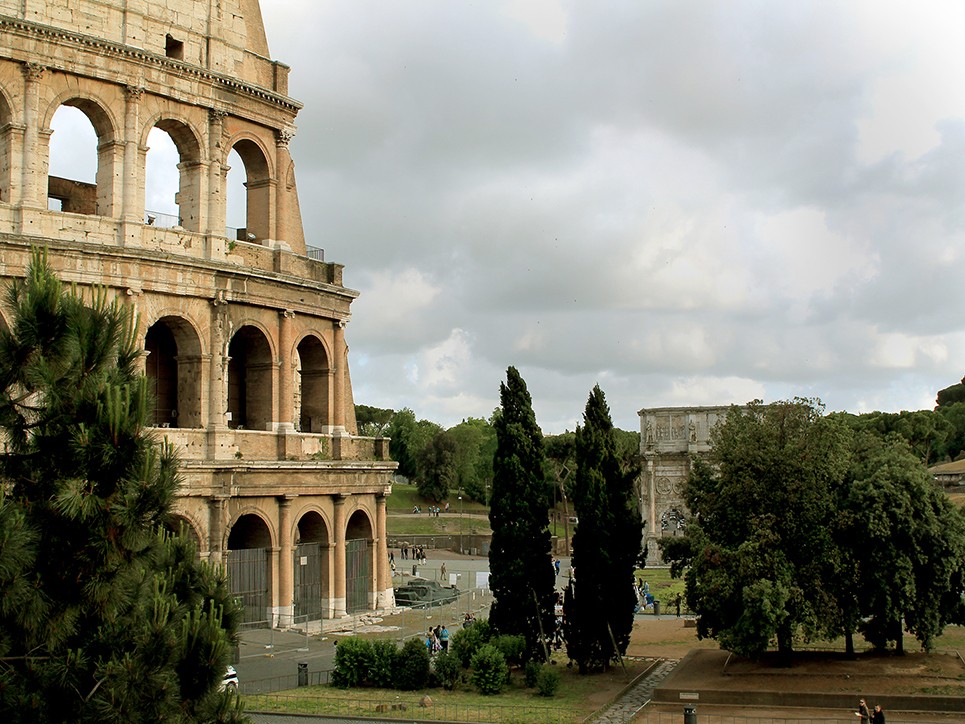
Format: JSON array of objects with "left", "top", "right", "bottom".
[
  {"left": 245, "top": 658, "right": 646, "bottom": 723},
  {"left": 387, "top": 483, "right": 489, "bottom": 515}
]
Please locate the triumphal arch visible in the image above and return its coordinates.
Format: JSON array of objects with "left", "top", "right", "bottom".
[
  {"left": 0, "top": 0, "right": 396, "bottom": 626},
  {"left": 638, "top": 406, "right": 733, "bottom": 565}
]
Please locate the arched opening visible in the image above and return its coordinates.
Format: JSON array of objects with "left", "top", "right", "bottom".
[
  {"left": 164, "top": 514, "right": 202, "bottom": 555},
  {"left": 0, "top": 93, "right": 14, "bottom": 202},
  {"left": 227, "top": 138, "right": 271, "bottom": 244},
  {"left": 227, "top": 513, "right": 273, "bottom": 625},
  {"left": 227, "top": 325, "right": 273, "bottom": 430},
  {"left": 294, "top": 511, "right": 331, "bottom": 621},
  {"left": 296, "top": 335, "right": 330, "bottom": 433},
  {"left": 144, "top": 316, "right": 203, "bottom": 428},
  {"left": 144, "top": 126, "right": 180, "bottom": 227},
  {"left": 47, "top": 105, "right": 97, "bottom": 214},
  {"left": 145, "top": 119, "right": 203, "bottom": 232},
  {"left": 225, "top": 147, "right": 246, "bottom": 241},
  {"left": 345, "top": 510, "right": 374, "bottom": 613}
]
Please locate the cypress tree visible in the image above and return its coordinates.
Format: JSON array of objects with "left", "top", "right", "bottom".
[
  {"left": 564, "top": 385, "right": 640, "bottom": 672},
  {"left": 0, "top": 250, "right": 244, "bottom": 722},
  {"left": 487, "top": 366, "right": 555, "bottom": 659}
]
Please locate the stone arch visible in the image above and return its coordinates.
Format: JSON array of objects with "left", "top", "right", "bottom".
[
  {"left": 294, "top": 509, "right": 332, "bottom": 621},
  {"left": 226, "top": 134, "right": 274, "bottom": 243},
  {"left": 45, "top": 93, "right": 120, "bottom": 216},
  {"left": 0, "top": 89, "right": 15, "bottom": 202},
  {"left": 345, "top": 508, "right": 374, "bottom": 613},
  {"left": 164, "top": 511, "right": 203, "bottom": 554},
  {"left": 143, "top": 114, "right": 205, "bottom": 232},
  {"left": 660, "top": 507, "right": 687, "bottom": 535},
  {"left": 226, "top": 511, "right": 274, "bottom": 625},
  {"left": 227, "top": 324, "right": 275, "bottom": 430},
  {"left": 144, "top": 315, "right": 204, "bottom": 428},
  {"left": 296, "top": 333, "right": 331, "bottom": 433}
]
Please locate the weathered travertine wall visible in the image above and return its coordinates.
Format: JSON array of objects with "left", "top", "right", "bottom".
[{"left": 0, "top": 0, "right": 396, "bottom": 626}]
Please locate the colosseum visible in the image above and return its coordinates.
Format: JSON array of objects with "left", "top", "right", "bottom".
[{"left": 0, "top": 0, "right": 396, "bottom": 627}]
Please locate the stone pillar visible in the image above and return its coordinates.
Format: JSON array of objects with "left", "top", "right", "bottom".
[
  {"left": 19, "top": 62, "right": 45, "bottom": 210},
  {"left": 208, "top": 495, "right": 228, "bottom": 566},
  {"left": 333, "top": 495, "right": 347, "bottom": 617},
  {"left": 277, "top": 495, "right": 295, "bottom": 625},
  {"left": 274, "top": 128, "right": 294, "bottom": 242},
  {"left": 119, "top": 85, "right": 144, "bottom": 238},
  {"left": 176, "top": 159, "right": 208, "bottom": 233},
  {"left": 375, "top": 493, "right": 394, "bottom": 609},
  {"left": 207, "top": 108, "right": 228, "bottom": 241},
  {"left": 332, "top": 321, "right": 347, "bottom": 434},
  {"left": 277, "top": 309, "right": 295, "bottom": 430}
]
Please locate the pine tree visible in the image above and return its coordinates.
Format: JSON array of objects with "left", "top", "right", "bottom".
[
  {"left": 0, "top": 250, "right": 244, "bottom": 722},
  {"left": 564, "top": 385, "right": 640, "bottom": 673},
  {"left": 487, "top": 366, "right": 555, "bottom": 659}
]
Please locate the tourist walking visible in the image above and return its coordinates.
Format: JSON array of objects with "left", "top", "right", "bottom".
[{"left": 854, "top": 698, "right": 870, "bottom": 723}]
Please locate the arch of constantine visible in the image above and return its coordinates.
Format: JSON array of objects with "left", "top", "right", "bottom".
[
  {"left": 638, "top": 406, "right": 732, "bottom": 565},
  {"left": 0, "top": 0, "right": 396, "bottom": 626}
]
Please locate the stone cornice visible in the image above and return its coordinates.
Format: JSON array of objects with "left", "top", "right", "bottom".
[{"left": 0, "top": 15, "right": 304, "bottom": 114}]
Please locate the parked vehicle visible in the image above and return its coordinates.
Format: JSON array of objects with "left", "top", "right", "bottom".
[
  {"left": 394, "top": 577, "right": 459, "bottom": 607},
  {"left": 221, "top": 665, "right": 239, "bottom": 691}
]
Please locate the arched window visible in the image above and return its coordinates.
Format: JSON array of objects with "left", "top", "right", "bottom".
[
  {"left": 227, "top": 325, "right": 273, "bottom": 430},
  {"left": 144, "top": 316, "right": 203, "bottom": 428},
  {"left": 296, "top": 335, "right": 330, "bottom": 432},
  {"left": 226, "top": 138, "right": 271, "bottom": 244},
  {"left": 47, "top": 105, "right": 97, "bottom": 213},
  {"left": 144, "top": 119, "right": 203, "bottom": 232}
]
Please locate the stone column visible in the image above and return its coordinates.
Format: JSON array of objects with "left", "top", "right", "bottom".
[
  {"left": 208, "top": 495, "right": 228, "bottom": 566},
  {"left": 375, "top": 493, "right": 393, "bottom": 609},
  {"left": 333, "top": 495, "right": 347, "bottom": 617},
  {"left": 207, "top": 108, "right": 228, "bottom": 242},
  {"left": 277, "top": 309, "right": 295, "bottom": 429},
  {"left": 332, "top": 321, "right": 347, "bottom": 433},
  {"left": 277, "top": 495, "right": 295, "bottom": 626},
  {"left": 274, "top": 128, "right": 294, "bottom": 243},
  {"left": 19, "top": 62, "right": 45, "bottom": 210},
  {"left": 120, "top": 85, "right": 144, "bottom": 232}
]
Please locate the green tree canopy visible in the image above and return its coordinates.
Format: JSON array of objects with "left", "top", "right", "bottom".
[
  {"left": 355, "top": 404, "right": 395, "bottom": 437},
  {"left": 416, "top": 430, "right": 457, "bottom": 502},
  {"left": 385, "top": 408, "right": 441, "bottom": 480},
  {"left": 0, "top": 251, "right": 243, "bottom": 722},
  {"left": 447, "top": 417, "right": 496, "bottom": 503},
  {"left": 661, "top": 399, "right": 851, "bottom": 661},
  {"left": 487, "top": 367, "right": 555, "bottom": 659},
  {"left": 564, "top": 385, "right": 641, "bottom": 673}
]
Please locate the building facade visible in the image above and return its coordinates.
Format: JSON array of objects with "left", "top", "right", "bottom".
[
  {"left": 0, "top": 0, "right": 396, "bottom": 627},
  {"left": 638, "top": 406, "right": 733, "bottom": 565}
]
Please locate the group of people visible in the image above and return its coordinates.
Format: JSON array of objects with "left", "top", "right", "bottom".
[
  {"left": 855, "top": 698, "right": 885, "bottom": 723},
  {"left": 424, "top": 625, "right": 450, "bottom": 654},
  {"left": 396, "top": 545, "right": 426, "bottom": 563},
  {"left": 413, "top": 503, "right": 450, "bottom": 517}
]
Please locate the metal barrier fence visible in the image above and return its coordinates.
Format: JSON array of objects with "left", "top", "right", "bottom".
[
  {"left": 628, "top": 713, "right": 950, "bottom": 724},
  {"left": 240, "top": 668, "right": 331, "bottom": 696}
]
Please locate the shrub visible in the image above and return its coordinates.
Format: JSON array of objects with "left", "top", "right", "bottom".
[
  {"left": 369, "top": 639, "right": 397, "bottom": 688},
  {"left": 451, "top": 618, "right": 492, "bottom": 668},
  {"left": 331, "top": 637, "right": 372, "bottom": 688},
  {"left": 431, "top": 650, "right": 460, "bottom": 690},
  {"left": 491, "top": 634, "right": 526, "bottom": 668},
  {"left": 470, "top": 644, "right": 509, "bottom": 695},
  {"left": 536, "top": 666, "right": 560, "bottom": 697},
  {"left": 523, "top": 659, "right": 542, "bottom": 688},
  {"left": 393, "top": 637, "right": 431, "bottom": 690}
]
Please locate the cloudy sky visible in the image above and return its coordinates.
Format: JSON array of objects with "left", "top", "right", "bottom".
[
  {"left": 53, "top": 0, "right": 965, "bottom": 434},
  {"left": 255, "top": 0, "right": 965, "bottom": 434}
]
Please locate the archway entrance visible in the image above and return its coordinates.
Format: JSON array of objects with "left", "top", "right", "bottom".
[
  {"left": 345, "top": 510, "right": 373, "bottom": 613},
  {"left": 294, "top": 511, "right": 330, "bottom": 622},
  {"left": 227, "top": 514, "right": 272, "bottom": 625}
]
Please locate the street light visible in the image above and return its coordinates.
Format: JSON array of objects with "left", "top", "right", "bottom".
[{"left": 457, "top": 494, "right": 463, "bottom": 553}]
